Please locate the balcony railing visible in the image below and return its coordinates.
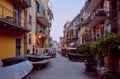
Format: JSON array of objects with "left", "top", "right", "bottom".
[
  {"left": 37, "top": 13, "right": 50, "bottom": 27},
  {"left": 14, "top": 0, "right": 31, "bottom": 9},
  {"left": 82, "top": 16, "right": 91, "bottom": 26},
  {"left": 71, "top": 34, "right": 78, "bottom": 40},
  {"left": 0, "top": 4, "right": 30, "bottom": 32},
  {"left": 83, "top": 8, "right": 106, "bottom": 28},
  {"left": 78, "top": 26, "right": 90, "bottom": 36},
  {"left": 85, "top": 0, "right": 102, "bottom": 12},
  {"left": 66, "top": 38, "right": 71, "bottom": 43},
  {"left": 40, "top": 29, "right": 48, "bottom": 35}
]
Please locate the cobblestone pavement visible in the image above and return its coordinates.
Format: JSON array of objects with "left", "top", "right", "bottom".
[{"left": 26, "top": 53, "right": 99, "bottom": 79}]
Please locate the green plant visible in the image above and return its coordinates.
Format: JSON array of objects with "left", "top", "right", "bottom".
[
  {"left": 90, "top": 41, "right": 99, "bottom": 57},
  {"left": 77, "top": 42, "right": 92, "bottom": 55},
  {"left": 97, "top": 33, "right": 120, "bottom": 58},
  {"left": 96, "top": 33, "right": 120, "bottom": 71}
]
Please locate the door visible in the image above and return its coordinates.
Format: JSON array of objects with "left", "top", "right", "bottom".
[{"left": 16, "top": 38, "right": 21, "bottom": 56}]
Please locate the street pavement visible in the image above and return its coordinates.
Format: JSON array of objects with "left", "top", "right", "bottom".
[{"left": 25, "top": 53, "right": 99, "bottom": 79}]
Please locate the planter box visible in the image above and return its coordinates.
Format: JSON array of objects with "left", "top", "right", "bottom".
[{"left": 104, "top": 56, "right": 120, "bottom": 72}]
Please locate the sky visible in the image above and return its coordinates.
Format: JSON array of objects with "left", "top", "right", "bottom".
[{"left": 49, "top": 0, "right": 86, "bottom": 42}]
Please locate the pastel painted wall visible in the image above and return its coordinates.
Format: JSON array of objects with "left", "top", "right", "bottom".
[
  {"left": 0, "top": 0, "right": 26, "bottom": 59},
  {"left": 0, "top": 0, "right": 14, "bottom": 18},
  {"left": 0, "top": 33, "right": 15, "bottom": 59},
  {"left": 0, "top": 0, "right": 25, "bottom": 27},
  {"left": 0, "top": 29, "right": 25, "bottom": 59}
]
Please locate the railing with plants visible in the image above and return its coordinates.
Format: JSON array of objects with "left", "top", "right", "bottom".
[
  {"left": 77, "top": 33, "right": 120, "bottom": 61},
  {"left": 77, "top": 33, "right": 120, "bottom": 77}
]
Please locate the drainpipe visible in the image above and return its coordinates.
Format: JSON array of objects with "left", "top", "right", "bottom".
[
  {"left": 109, "top": 0, "right": 118, "bottom": 33},
  {"left": 24, "top": 9, "right": 28, "bottom": 54},
  {"left": 109, "top": 0, "right": 118, "bottom": 71},
  {"left": 24, "top": 33, "right": 27, "bottom": 54}
]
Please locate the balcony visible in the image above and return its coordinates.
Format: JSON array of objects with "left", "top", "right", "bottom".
[
  {"left": 66, "top": 38, "right": 71, "bottom": 43},
  {"left": 82, "top": 16, "right": 91, "bottom": 26},
  {"left": 14, "top": 0, "right": 31, "bottom": 9},
  {"left": 36, "top": 29, "right": 48, "bottom": 38},
  {"left": 40, "top": 29, "right": 48, "bottom": 36},
  {"left": 71, "top": 34, "right": 78, "bottom": 40},
  {"left": 0, "top": 5, "right": 30, "bottom": 33},
  {"left": 78, "top": 27, "right": 90, "bottom": 36},
  {"left": 37, "top": 13, "right": 50, "bottom": 27},
  {"left": 85, "top": 0, "right": 102, "bottom": 12},
  {"left": 84, "top": 9, "right": 106, "bottom": 28}
]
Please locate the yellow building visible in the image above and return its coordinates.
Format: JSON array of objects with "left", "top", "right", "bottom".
[
  {"left": 35, "top": 0, "right": 53, "bottom": 48},
  {"left": 0, "top": 0, "right": 31, "bottom": 59}
]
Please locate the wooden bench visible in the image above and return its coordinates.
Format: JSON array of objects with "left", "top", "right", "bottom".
[{"left": 0, "top": 61, "right": 33, "bottom": 79}]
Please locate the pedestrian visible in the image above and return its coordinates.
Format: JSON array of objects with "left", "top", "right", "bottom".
[{"left": 32, "top": 45, "right": 35, "bottom": 55}]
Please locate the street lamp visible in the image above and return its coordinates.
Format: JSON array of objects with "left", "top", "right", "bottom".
[{"left": 38, "top": 35, "right": 41, "bottom": 38}]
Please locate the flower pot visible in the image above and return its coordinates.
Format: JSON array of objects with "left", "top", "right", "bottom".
[
  {"left": 104, "top": 56, "right": 120, "bottom": 71},
  {"left": 104, "top": 56, "right": 112, "bottom": 69}
]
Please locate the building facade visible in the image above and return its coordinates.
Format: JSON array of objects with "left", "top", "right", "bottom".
[
  {"left": 63, "top": 13, "right": 83, "bottom": 47},
  {"left": 80, "top": 0, "right": 120, "bottom": 43},
  {"left": 59, "top": 37, "right": 64, "bottom": 49},
  {"left": 0, "top": 0, "right": 53, "bottom": 58},
  {"left": 65, "top": 0, "right": 120, "bottom": 46},
  {"left": 63, "top": 0, "right": 120, "bottom": 72},
  {"left": 25, "top": 0, "right": 53, "bottom": 54},
  {"left": 26, "top": 0, "right": 36, "bottom": 54},
  {"left": 0, "top": 0, "right": 31, "bottom": 59},
  {"left": 63, "top": 21, "right": 71, "bottom": 47},
  {"left": 35, "top": 0, "right": 53, "bottom": 49}
]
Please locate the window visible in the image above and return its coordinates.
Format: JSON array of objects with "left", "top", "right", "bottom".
[
  {"left": 14, "top": 7, "right": 21, "bottom": 25},
  {"left": 100, "top": 23, "right": 104, "bottom": 36},
  {"left": 29, "top": 34, "right": 32, "bottom": 44},
  {"left": 107, "top": 24, "right": 111, "bottom": 34},
  {"left": 29, "top": 15, "right": 32, "bottom": 25}
]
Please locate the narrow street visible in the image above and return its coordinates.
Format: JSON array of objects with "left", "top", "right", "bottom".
[
  {"left": 0, "top": 0, "right": 120, "bottom": 79},
  {"left": 26, "top": 53, "right": 99, "bottom": 79}
]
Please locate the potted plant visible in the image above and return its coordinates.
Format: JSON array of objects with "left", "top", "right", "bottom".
[
  {"left": 90, "top": 41, "right": 99, "bottom": 57},
  {"left": 77, "top": 42, "right": 97, "bottom": 72},
  {"left": 77, "top": 42, "right": 92, "bottom": 55},
  {"left": 96, "top": 33, "right": 120, "bottom": 71}
]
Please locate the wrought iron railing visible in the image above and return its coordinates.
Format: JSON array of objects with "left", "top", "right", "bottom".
[
  {"left": 0, "top": 4, "right": 26, "bottom": 27},
  {"left": 39, "top": 29, "right": 48, "bottom": 35},
  {"left": 15, "top": 0, "right": 31, "bottom": 8},
  {"left": 82, "top": 8, "right": 106, "bottom": 27}
]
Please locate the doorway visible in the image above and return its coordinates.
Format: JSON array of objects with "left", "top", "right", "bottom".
[{"left": 16, "top": 38, "right": 22, "bottom": 56}]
